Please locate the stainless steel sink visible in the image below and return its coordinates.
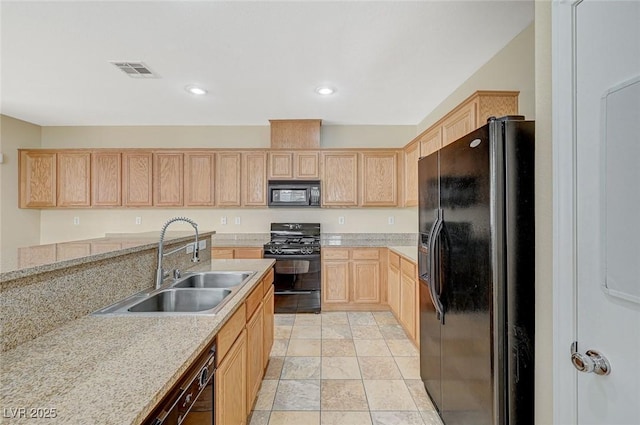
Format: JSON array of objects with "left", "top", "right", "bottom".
[
  {"left": 93, "top": 270, "right": 256, "bottom": 316},
  {"left": 171, "top": 271, "right": 254, "bottom": 289},
  {"left": 127, "top": 288, "right": 231, "bottom": 312}
]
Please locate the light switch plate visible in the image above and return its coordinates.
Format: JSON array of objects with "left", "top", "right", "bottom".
[
  {"left": 221, "top": 217, "right": 227, "bottom": 225},
  {"left": 338, "top": 216, "right": 345, "bottom": 225}
]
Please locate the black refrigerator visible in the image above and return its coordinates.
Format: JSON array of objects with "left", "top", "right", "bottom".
[{"left": 418, "top": 116, "right": 535, "bottom": 425}]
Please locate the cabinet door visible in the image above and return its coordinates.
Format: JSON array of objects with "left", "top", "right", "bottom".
[
  {"left": 388, "top": 264, "right": 400, "bottom": 318},
  {"left": 243, "top": 152, "right": 267, "bottom": 206},
  {"left": 263, "top": 285, "right": 275, "bottom": 369},
  {"left": 361, "top": 151, "right": 398, "bottom": 206},
  {"left": 400, "top": 273, "right": 416, "bottom": 341},
  {"left": 322, "top": 261, "right": 350, "bottom": 304},
  {"left": 442, "top": 101, "right": 477, "bottom": 147},
  {"left": 212, "top": 248, "right": 234, "bottom": 259},
  {"left": 246, "top": 303, "right": 264, "bottom": 409},
  {"left": 420, "top": 126, "right": 442, "bottom": 158},
  {"left": 403, "top": 143, "right": 419, "bottom": 207},
  {"left": 92, "top": 152, "right": 121, "bottom": 206},
  {"left": 269, "top": 119, "right": 321, "bottom": 149},
  {"left": 322, "top": 152, "right": 358, "bottom": 206},
  {"left": 268, "top": 152, "right": 293, "bottom": 179},
  {"left": 294, "top": 152, "right": 320, "bottom": 179},
  {"left": 184, "top": 152, "right": 215, "bottom": 206},
  {"left": 56, "top": 152, "right": 91, "bottom": 207},
  {"left": 19, "top": 150, "right": 56, "bottom": 208},
  {"left": 234, "top": 248, "right": 263, "bottom": 259},
  {"left": 216, "top": 152, "right": 242, "bottom": 207},
  {"left": 153, "top": 152, "right": 183, "bottom": 206},
  {"left": 352, "top": 261, "right": 381, "bottom": 303},
  {"left": 215, "top": 329, "right": 247, "bottom": 425},
  {"left": 122, "top": 152, "right": 153, "bottom": 206}
]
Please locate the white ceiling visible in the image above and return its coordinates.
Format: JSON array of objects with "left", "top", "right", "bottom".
[{"left": 0, "top": 1, "right": 534, "bottom": 126}]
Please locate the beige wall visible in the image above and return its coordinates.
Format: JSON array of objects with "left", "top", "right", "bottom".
[
  {"left": 0, "top": 116, "right": 42, "bottom": 268},
  {"left": 534, "top": 2, "right": 553, "bottom": 424},
  {"left": 417, "top": 22, "right": 536, "bottom": 133}
]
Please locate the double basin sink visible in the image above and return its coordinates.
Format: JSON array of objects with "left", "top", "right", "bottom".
[{"left": 94, "top": 271, "right": 256, "bottom": 315}]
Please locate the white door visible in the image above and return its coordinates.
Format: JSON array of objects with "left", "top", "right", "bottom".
[{"left": 554, "top": 1, "right": 640, "bottom": 424}]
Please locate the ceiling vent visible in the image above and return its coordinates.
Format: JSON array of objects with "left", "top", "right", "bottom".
[{"left": 110, "top": 61, "right": 159, "bottom": 78}]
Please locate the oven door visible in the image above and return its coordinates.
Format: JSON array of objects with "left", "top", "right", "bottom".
[{"left": 263, "top": 253, "right": 321, "bottom": 313}]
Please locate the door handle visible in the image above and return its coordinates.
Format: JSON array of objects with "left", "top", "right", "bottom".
[{"left": 570, "top": 341, "right": 611, "bottom": 375}]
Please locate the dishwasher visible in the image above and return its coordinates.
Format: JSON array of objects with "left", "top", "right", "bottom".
[{"left": 145, "top": 342, "right": 216, "bottom": 425}]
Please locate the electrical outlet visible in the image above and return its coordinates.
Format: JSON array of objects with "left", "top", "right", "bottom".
[
  {"left": 73, "top": 216, "right": 80, "bottom": 225},
  {"left": 221, "top": 216, "right": 227, "bottom": 225},
  {"left": 234, "top": 217, "right": 241, "bottom": 225},
  {"left": 135, "top": 217, "right": 142, "bottom": 225},
  {"left": 198, "top": 240, "right": 207, "bottom": 249},
  {"left": 388, "top": 216, "right": 395, "bottom": 225},
  {"left": 186, "top": 244, "right": 194, "bottom": 254},
  {"left": 338, "top": 216, "right": 345, "bottom": 225}
]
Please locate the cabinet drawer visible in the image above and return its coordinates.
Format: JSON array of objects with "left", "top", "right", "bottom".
[
  {"left": 388, "top": 250, "right": 400, "bottom": 269},
  {"left": 400, "top": 257, "right": 416, "bottom": 278},
  {"left": 322, "top": 248, "right": 350, "bottom": 260},
  {"left": 262, "top": 268, "right": 274, "bottom": 296},
  {"left": 352, "top": 248, "right": 379, "bottom": 260},
  {"left": 217, "top": 304, "right": 246, "bottom": 365},
  {"left": 246, "top": 284, "right": 263, "bottom": 320}
]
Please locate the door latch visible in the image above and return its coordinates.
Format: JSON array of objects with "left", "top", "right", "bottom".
[{"left": 570, "top": 341, "right": 611, "bottom": 375}]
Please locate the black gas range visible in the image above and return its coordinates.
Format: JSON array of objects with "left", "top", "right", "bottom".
[{"left": 263, "top": 223, "right": 321, "bottom": 314}]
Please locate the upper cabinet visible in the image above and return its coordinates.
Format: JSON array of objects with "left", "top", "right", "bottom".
[
  {"left": 19, "top": 150, "right": 57, "bottom": 208},
  {"left": 269, "top": 119, "right": 321, "bottom": 149},
  {"left": 122, "top": 151, "right": 153, "bottom": 207},
  {"left": 184, "top": 152, "right": 215, "bottom": 207},
  {"left": 243, "top": 152, "right": 267, "bottom": 206},
  {"left": 57, "top": 152, "right": 91, "bottom": 207},
  {"left": 92, "top": 151, "right": 121, "bottom": 206},
  {"left": 153, "top": 152, "right": 183, "bottom": 207},
  {"left": 216, "top": 152, "right": 242, "bottom": 207},
  {"left": 268, "top": 151, "right": 320, "bottom": 180},
  {"left": 361, "top": 151, "right": 399, "bottom": 207},
  {"left": 322, "top": 152, "right": 358, "bottom": 206},
  {"left": 419, "top": 126, "right": 442, "bottom": 158},
  {"left": 403, "top": 143, "right": 419, "bottom": 207}
]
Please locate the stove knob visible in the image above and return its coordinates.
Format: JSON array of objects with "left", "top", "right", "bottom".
[
  {"left": 276, "top": 248, "right": 283, "bottom": 255},
  {"left": 270, "top": 247, "right": 277, "bottom": 254}
]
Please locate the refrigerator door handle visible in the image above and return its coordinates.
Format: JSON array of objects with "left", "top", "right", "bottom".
[{"left": 431, "top": 209, "right": 445, "bottom": 323}]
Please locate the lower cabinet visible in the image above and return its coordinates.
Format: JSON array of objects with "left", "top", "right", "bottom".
[
  {"left": 321, "top": 248, "right": 385, "bottom": 310},
  {"left": 214, "top": 267, "right": 275, "bottom": 425},
  {"left": 212, "top": 247, "right": 264, "bottom": 259},
  {"left": 387, "top": 249, "right": 419, "bottom": 347},
  {"left": 216, "top": 329, "right": 247, "bottom": 425}
]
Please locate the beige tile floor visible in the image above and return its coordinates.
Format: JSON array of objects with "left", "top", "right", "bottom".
[{"left": 249, "top": 311, "right": 444, "bottom": 425}]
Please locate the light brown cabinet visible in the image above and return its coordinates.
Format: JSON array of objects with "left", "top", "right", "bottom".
[
  {"left": 268, "top": 151, "right": 320, "bottom": 180},
  {"left": 56, "top": 152, "right": 91, "bottom": 207},
  {"left": 122, "top": 151, "right": 153, "bottom": 207},
  {"left": 153, "top": 152, "right": 183, "bottom": 206},
  {"left": 211, "top": 247, "right": 263, "bottom": 259},
  {"left": 387, "top": 250, "right": 418, "bottom": 347},
  {"left": 420, "top": 126, "right": 442, "bottom": 158},
  {"left": 361, "top": 151, "right": 399, "bottom": 207},
  {"left": 263, "top": 284, "right": 275, "bottom": 369},
  {"left": 243, "top": 152, "right": 267, "bottom": 206},
  {"left": 246, "top": 290, "right": 264, "bottom": 410},
  {"left": 321, "top": 152, "right": 358, "bottom": 206},
  {"left": 403, "top": 143, "right": 419, "bottom": 207},
  {"left": 322, "top": 248, "right": 385, "bottom": 310},
  {"left": 19, "top": 150, "right": 57, "bottom": 208},
  {"left": 216, "top": 152, "right": 242, "bottom": 207},
  {"left": 269, "top": 119, "right": 321, "bottom": 149},
  {"left": 91, "top": 151, "right": 121, "bottom": 206},
  {"left": 216, "top": 328, "right": 247, "bottom": 425},
  {"left": 184, "top": 152, "right": 215, "bottom": 207}
]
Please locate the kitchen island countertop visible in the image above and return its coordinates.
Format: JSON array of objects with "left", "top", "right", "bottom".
[{"left": 0, "top": 258, "right": 274, "bottom": 425}]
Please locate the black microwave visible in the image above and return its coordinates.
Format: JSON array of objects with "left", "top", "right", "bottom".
[{"left": 268, "top": 180, "right": 321, "bottom": 207}]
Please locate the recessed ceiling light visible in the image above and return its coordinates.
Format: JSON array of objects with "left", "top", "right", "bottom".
[
  {"left": 315, "top": 86, "right": 335, "bottom": 95},
  {"left": 185, "top": 85, "right": 207, "bottom": 95}
]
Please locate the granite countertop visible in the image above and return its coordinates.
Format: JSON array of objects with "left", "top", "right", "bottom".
[
  {"left": 211, "top": 233, "right": 418, "bottom": 250},
  {"left": 0, "top": 258, "right": 274, "bottom": 425},
  {"left": 1, "top": 231, "right": 215, "bottom": 283}
]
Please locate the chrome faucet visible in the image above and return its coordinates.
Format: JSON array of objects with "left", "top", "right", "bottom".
[{"left": 156, "top": 217, "right": 200, "bottom": 288}]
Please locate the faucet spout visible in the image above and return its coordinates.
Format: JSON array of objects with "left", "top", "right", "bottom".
[{"left": 156, "top": 217, "right": 200, "bottom": 289}]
